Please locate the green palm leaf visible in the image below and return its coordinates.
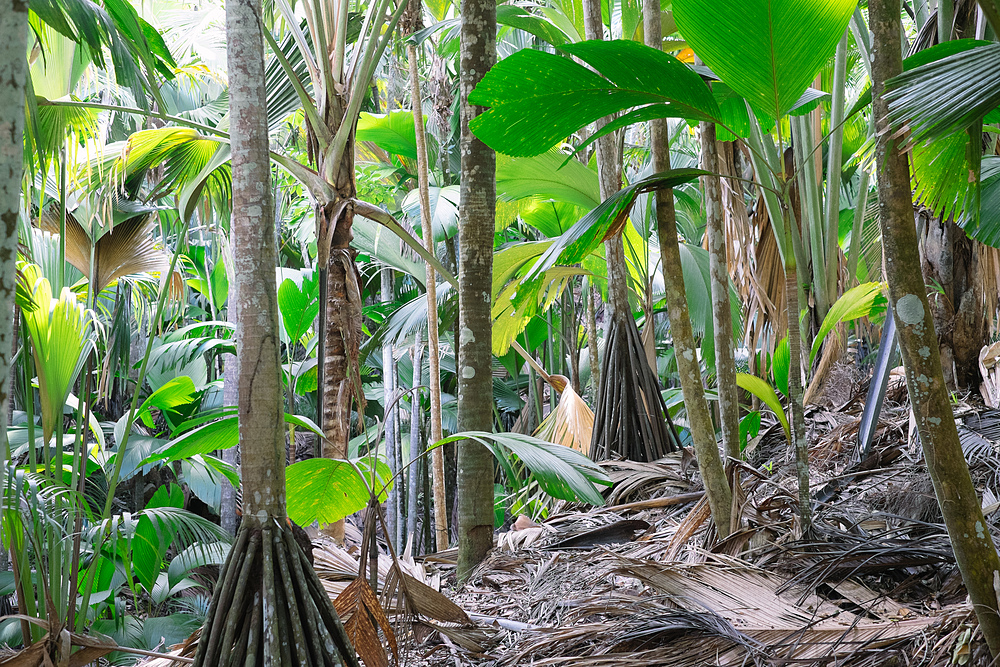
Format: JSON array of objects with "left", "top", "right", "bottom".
[
  {"left": 673, "top": 0, "right": 855, "bottom": 120},
  {"left": 19, "top": 263, "right": 95, "bottom": 445}
]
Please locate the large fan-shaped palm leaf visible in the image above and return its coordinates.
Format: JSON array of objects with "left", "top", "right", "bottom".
[
  {"left": 19, "top": 262, "right": 95, "bottom": 444},
  {"left": 38, "top": 208, "right": 183, "bottom": 297}
]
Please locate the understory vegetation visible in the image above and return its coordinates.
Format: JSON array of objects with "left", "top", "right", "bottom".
[{"left": 4, "top": 0, "right": 1000, "bottom": 665}]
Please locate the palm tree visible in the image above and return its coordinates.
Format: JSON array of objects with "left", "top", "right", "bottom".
[
  {"left": 642, "top": 0, "right": 732, "bottom": 535},
  {"left": 869, "top": 0, "right": 1000, "bottom": 656},
  {"left": 191, "top": 0, "right": 357, "bottom": 663},
  {"left": 0, "top": 0, "right": 28, "bottom": 457},
  {"left": 455, "top": 0, "right": 499, "bottom": 580}
]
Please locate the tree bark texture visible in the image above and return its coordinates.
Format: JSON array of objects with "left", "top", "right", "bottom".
[
  {"left": 870, "top": 0, "right": 1000, "bottom": 657},
  {"left": 381, "top": 267, "right": 400, "bottom": 549},
  {"left": 193, "top": 3, "right": 359, "bottom": 666},
  {"left": 409, "top": 39, "right": 450, "bottom": 551},
  {"left": 643, "top": 0, "right": 731, "bottom": 534},
  {"left": 456, "top": 0, "right": 497, "bottom": 580},
  {"left": 918, "top": 209, "right": 986, "bottom": 389},
  {"left": 221, "top": 292, "right": 240, "bottom": 536},
  {"left": 228, "top": 0, "right": 284, "bottom": 522},
  {"left": 0, "top": 0, "right": 27, "bottom": 488},
  {"left": 700, "top": 123, "right": 741, "bottom": 467},
  {"left": 582, "top": 0, "right": 679, "bottom": 465},
  {"left": 408, "top": 330, "right": 424, "bottom": 545}
]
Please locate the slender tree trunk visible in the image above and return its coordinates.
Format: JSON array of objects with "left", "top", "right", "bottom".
[
  {"left": 783, "top": 241, "right": 812, "bottom": 532},
  {"left": 193, "top": 4, "right": 358, "bottom": 664},
  {"left": 381, "top": 267, "right": 399, "bottom": 550},
  {"left": 700, "top": 124, "right": 740, "bottom": 467},
  {"left": 407, "top": 331, "right": 424, "bottom": 544},
  {"left": 0, "top": 0, "right": 27, "bottom": 491},
  {"left": 642, "top": 0, "right": 731, "bottom": 532},
  {"left": 870, "top": 0, "right": 1000, "bottom": 656},
  {"left": 456, "top": 0, "right": 497, "bottom": 580},
  {"left": 408, "top": 37, "right": 449, "bottom": 551},
  {"left": 585, "top": 280, "right": 600, "bottom": 394}
]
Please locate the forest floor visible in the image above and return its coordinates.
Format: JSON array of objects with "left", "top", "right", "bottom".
[
  {"left": 144, "top": 370, "right": 1000, "bottom": 666},
  {"left": 384, "top": 376, "right": 1000, "bottom": 666}
]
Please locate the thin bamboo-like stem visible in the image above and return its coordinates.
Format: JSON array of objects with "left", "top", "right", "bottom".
[
  {"left": 823, "top": 33, "right": 849, "bottom": 309},
  {"left": 407, "top": 40, "right": 449, "bottom": 551},
  {"left": 847, "top": 166, "right": 871, "bottom": 286}
]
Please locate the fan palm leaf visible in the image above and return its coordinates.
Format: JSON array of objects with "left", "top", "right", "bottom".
[
  {"left": 38, "top": 208, "right": 183, "bottom": 297},
  {"left": 18, "top": 263, "right": 95, "bottom": 445}
]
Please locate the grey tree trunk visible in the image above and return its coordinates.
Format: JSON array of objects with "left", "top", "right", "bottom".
[
  {"left": 0, "top": 0, "right": 27, "bottom": 489},
  {"left": 193, "top": 2, "right": 358, "bottom": 664},
  {"left": 221, "top": 295, "right": 239, "bottom": 537},
  {"left": 456, "top": 0, "right": 497, "bottom": 581},
  {"left": 700, "top": 124, "right": 741, "bottom": 467},
  {"left": 642, "top": 0, "right": 730, "bottom": 534},
  {"left": 381, "top": 267, "right": 399, "bottom": 550},
  {"left": 870, "top": 0, "right": 1000, "bottom": 656},
  {"left": 407, "top": 331, "right": 424, "bottom": 545}
]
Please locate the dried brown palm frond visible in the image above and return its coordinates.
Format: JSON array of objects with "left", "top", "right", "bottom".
[
  {"left": 599, "top": 457, "right": 692, "bottom": 506},
  {"left": 533, "top": 374, "right": 594, "bottom": 456},
  {"left": 613, "top": 557, "right": 938, "bottom": 664},
  {"left": 38, "top": 209, "right": 183, "bottom": 297}
]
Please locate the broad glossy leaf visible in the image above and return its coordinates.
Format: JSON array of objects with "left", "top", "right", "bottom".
[
  {"left": 357, "top": 111, "right": 419, "bottom": 160},
  {"left": 513, "top": 170, "right": 707, "bottom": 313},
  {"left": 497, "top": 4, "right": 572, "bottom": 45},
  {"left": 736, "top": 373, "right": 790, "bottom": 444},
  {"left": 772, "top": 337, "right": 789, "bottom": 397},
  {"left": 285, "top": 458, "right": 371, "bottom": 526},
  {"left": 673, "top": 0, "right": 855, "bottom": 120},
  {"left": 133, "top": 484, "right": 184, "bottom": 593},
  {"left": 277, "top": 270, "right": 320, "bottom": 343},
  {"left": 402, "top": 185, "right": 460, "bottom": 242},
  {"left": 470, "top": 40, "right": 719, "bottom": 157},
  {"left": 496, "top": 149, "right": 600, "bottom": 210},
  {"left": 885, "top": 42, "right": 1000, "bottom": 144},
  {"left": 810, "top": 282, "right": 885, "bottom": 366},
  {"left": 431, "top": 431, "right": 611, "bottom": 505}
]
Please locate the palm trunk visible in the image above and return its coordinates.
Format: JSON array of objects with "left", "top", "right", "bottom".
[
  {"left": 381, "top": 267, "right": 399, "bottom": 549},
  {"left": 194, "top": 2, "right": 358, "bottom": 664},
  {"left": 0, "top": 0, "right": 27, "bottom": 495},
  {"left": 783, "top": 242, "right": 812, "bottom": 532},
  {"left": 700, "top": 123, "right": 741, "bottom": 469},
  {"left": 407, "top": 331, "right": 424, "bottom": 544},
  {"left": 455, "top": 0, "right": 497, "bottom": 580},
  {"left": 870, "top": 0, "right": 1000, "bottom": 656},
  {"left": 585, "top": 279, "right": 600, "bottom": 394},
  {"left": 581, "top": 0, "right": 679, "bottom": 465},
  {"left": 642, "top": 0, "right": 731, "bottom": 534},
  {"left": 408, "top": 38, "right": 449, "bottom": 551},
  {"left": 221, "top": 292, "right": 239, "bottom": 537}
]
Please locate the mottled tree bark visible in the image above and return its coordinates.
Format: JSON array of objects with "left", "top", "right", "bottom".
[
  {"left": 642, "top": 0, "right": 730, "bottom": 534},
  {"left": 870, "top": 0, "right": 1000, "bottom": 656},
  {"left": 456, "top": 0, "right": 497, "bottom": 580},
  {"left": 193, "top": 2, "right": 358, "bottom": 664},
  {"left": 407, "top": 330, "right": 424, "bottom": 544},
  {"left": 700, "top": 125, "right": 740, "bottom": 467},
  {"left": 0, "top": 0, "right": 27, "bottom": 481},
  {"left": 408, "top": 35, "right": 449, "bottom": 551},
  {"left": 221, "top": 295, "right": 239, "bottom": 537},
  {"left": 229, "top": 0, "right": 284, "bottom": 522}
]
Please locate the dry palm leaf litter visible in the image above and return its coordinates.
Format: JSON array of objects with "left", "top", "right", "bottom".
[{"left": 139, "top": 390, "right": 1000, "bottom": 666}]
